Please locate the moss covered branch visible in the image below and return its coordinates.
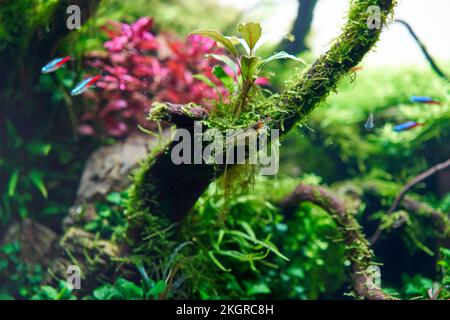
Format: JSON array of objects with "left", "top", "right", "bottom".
[
  {"left": 280, "top": 183, "right": 397, "bottom": 300},
  {"left": 270, "top": 0, "right": 395, "bottom": 132},
  {"left": 130, "top": 0, "right": 397, "bottom": 223},
  {"left": 149, "top": 102, "right": 209, "bottom": 128}
]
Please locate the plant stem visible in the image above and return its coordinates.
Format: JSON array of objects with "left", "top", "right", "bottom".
[{"left": 234, "top": 79, "right": 253, "bottom": 119}]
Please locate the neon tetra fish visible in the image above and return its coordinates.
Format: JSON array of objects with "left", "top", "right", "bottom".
[
  {"left": 70, "top": 75, "right": 102, "bottom": 96},
  {"left": 393, "top": 121, "right": 424, "bottom": 132},
  {"left": 410, "top": 96, "right": 441, "bottom": 105},
  {"left": 41, "top": 56, "right": 71, "bottom": 74}
]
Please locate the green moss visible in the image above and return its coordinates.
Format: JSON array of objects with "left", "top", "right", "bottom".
[
  {"left": 123, "top": 0, "right": 398, "bottom": 299},
  {"left": 147, "top": 102, "right": 169, "bottom": 121},
  {"left": 267, "top": 0, "right": 396, "bottom": 132}
]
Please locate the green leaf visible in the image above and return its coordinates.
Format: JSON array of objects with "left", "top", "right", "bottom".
[
  {"left": 27, "top": 142, "right": 52, "bottom": 156},
  {"left": 190, "top": 29, "right": 238, "bottom": 57},
  {"left": 216, "top": 229, "right": 225, "bottom": 246},
  {"left": 241, "top": 222, "right": 256, "bottom": 241},
  {"left": 1, "top": 241, "right": 20, "bottom": 255},
  {"left": 260, "top": 51, "right": 307, "bottom": 69},
  {"left": 212, "top": 65, "right": 234, "bottom": 91},
  {"left": 214, "top": 248, "right": 270, "bottom": 263},
  {"left": 253, "top": 33, "right": 295, "bottom": 52},
  {"left": 245, "top": 282, "right": 271, "bottom": 295},
  {"left": 40, "top": 286, "right": 58, "bottom": 299},
  {"left": 148, "top": 280, "right": 166, "bottom": 298},
  {"left": 238, "top": 22, "right": 262, "bottom": 52},
  {"left": 93, "top": 284, "right": 116, "bottom": 300},
  {"left": 193, "top": 74, "right": 217, "bottom": 89},
  {"left": 240, "top": 56, "right": 262, "bottom": 80},
  {"left": 227, "top": 36, "right": 250, "bottom": 55},
  {"left": 106, "top": 192, "right": 122, "bottom": 205},
  {"left": 7, "top": 170, "right": 19, "bottom": 197},
  {"left": 84, "top": 221, "right": 99, "bottom": 232},
  {"left": 29, "top": 170, "right": 48, "bottom": 199},
  {"left": 208, "top": 251, "right": 231, "bottom": 272},
  {"left": 56, "top": 281, "right": 74, "bottom": 300},
  {"left": 227, "top": 230, "right": 289, "bottom": 261},
  {"left": 115, "top": 278, "right": 144, "bottom": 299},
  {"left": 206, "top": 54, "right": 238, "bottom": 74}
]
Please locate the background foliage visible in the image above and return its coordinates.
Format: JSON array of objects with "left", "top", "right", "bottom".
[{"left": 0, "top": 0, "right": 448, "bottom": 300}]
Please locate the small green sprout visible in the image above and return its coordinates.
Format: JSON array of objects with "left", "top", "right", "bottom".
[{"left": 191, "top": 22, "right": 306, "bottom": 118}]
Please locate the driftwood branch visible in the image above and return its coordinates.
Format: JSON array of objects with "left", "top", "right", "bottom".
[
  {"left": 149, "top": 103, "right": 209, "bottom": 128},
  {"left": 401, "top": 198, "right": 450, "bottom": 242},
  {"left": 280, "top": 184, "right": 397, "bottom": 300},
  {"left": 393, "top": 19, "right": 449, "bottom": 81},
  {"left": 270, "top": 0, "right": 395, "bottom": 133},
  {"left": 370, "top": 158, "right": 450, "bottom": 244},
  {"left": 131, "top": 0, "right": 397, "bottom": 223}
]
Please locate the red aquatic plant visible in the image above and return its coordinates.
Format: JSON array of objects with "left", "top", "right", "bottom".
[{"left": 80, "top": 17, "right": 228, "bottom": 138}]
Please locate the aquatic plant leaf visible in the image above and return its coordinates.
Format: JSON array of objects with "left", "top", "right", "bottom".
[
  {"left": 84, "top": 18, "right": 229, "bottom": 137},
  {"left": 217, "top": 229, "right": 225, "bottom": 246},
  {"left": 241, "top": 221, "right": 256, "bottom": 241},
  {"left": 27, "top": 142, "right": 52, "bottom": 156},
  {"left": 148, "top": 280, "right": 166, "bottom": 298},
  {"left": 240, "top": 55, "right": 262, "bottom": 80},
  {"left": 253, "top": 33, "right": 294, "bottom": 52},
  {"left": 215, "top": 248, "right": 270, "bottom": 262},
  {"left": 190, "top": 29, "right": 238, "bottom": 56},
  {"left": 227, "top": 230, "right": 289, "bottom": 261},
  {"left": 238, "top": 22, "right": 262, "bottom": 51},
  {"left": 193, "top": 74, "right": 217, "bottom": 89},
  {"left": 212, "top": 65, "right": 234, "bottom": 91},
  {"left": 29, "top": 170, "right": 47, "bottom": 199},
  {"left": 206, "top": 53, "right": 238, "bottom": 74},
  {"left": 106, "top": 192, "right": 122, "bottom": 204},
  {"left": 7, "top": 170, "right": 19, "bottom": 197},
  {"left": 245, "top": 282, "right": 271, "bottom": 295},
  {"left": 93, "top": 284, "right": 116, "bottom": 300},
  {"left": 227, "top": 36, "right": 251, "bottom": 55},
  {"left": 115, "top": 278, "right": 144, "bottom": 299},
  {"left": 260, "top": 51, "right": 306, "bottom": 69},
  {"left": 39, "top": 286, "right": 57, "bottom": 299},
  {"left": 208, "top": 251, "right": 231, "bottom": 272}
]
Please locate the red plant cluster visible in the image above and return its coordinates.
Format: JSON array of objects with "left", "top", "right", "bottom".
[{"left": 80, "top": 17, "right": 228, "bottom": 138}]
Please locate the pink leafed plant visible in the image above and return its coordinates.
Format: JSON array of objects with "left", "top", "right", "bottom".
[{"left": 80, "top": 17, "right": 228, "bottom": 138}]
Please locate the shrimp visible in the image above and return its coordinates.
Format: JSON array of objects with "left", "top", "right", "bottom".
[{"left": 364, "top": 112, "right": 375, "bottom": 130}]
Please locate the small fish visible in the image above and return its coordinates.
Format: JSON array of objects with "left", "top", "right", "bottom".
[
  {"left": 70, "top": 75, "right": 102, "bottom": 96},
  {"left": 393, "top": 121, "right": 424, "bottom": 132},
  {"left": 364, "top": 112, "right": 375, "bottom": 130},
  {"left": 410, "top": 96, "right": 440, "bottom": 105},
  {"left": 41, "top": 56, "right": 71, "bottom": 74}
]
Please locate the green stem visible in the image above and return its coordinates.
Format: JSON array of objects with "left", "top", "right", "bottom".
[{"left": 234, "top": 79, "right": 253, "bottom": 119}]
